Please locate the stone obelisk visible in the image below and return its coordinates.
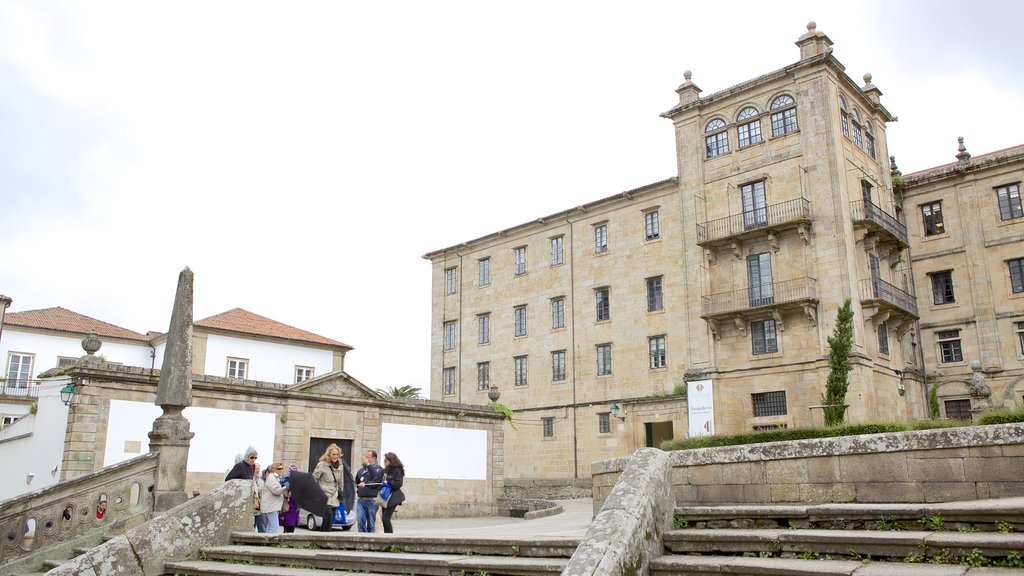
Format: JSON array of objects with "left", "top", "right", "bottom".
[{"left": 149, "top": 267, "right": 196, "bottom": 512}]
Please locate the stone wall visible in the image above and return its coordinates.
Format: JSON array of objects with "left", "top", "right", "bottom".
[{"left": 592, "top": 423, "right": 1024, "bottom": 510}]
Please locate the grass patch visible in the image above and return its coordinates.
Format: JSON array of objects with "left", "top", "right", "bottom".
[{"left": 977, "top": 406, "right": 1024, "bottom": 426}]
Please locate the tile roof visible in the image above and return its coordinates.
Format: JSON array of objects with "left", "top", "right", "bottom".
[
  {"left": 193, "top": 308, "right": 351, "bottom": 349},
  {"left": 903, "top": 143, "right": 1024, "bottom": 177},
  {"left": 3, "top": 307, "right": 150, "bottom": 342}
]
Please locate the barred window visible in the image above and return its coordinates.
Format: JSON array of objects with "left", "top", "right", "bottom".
[
  {"left": 514, "top": 355, "right": 528, "bottom": 386},
  {"left": 514, "top": 246, "right": 527, "bottom": 275},
  {"left": 649, "top": 336, "right": 667, "bottom": 369},
  {"left": 542, "top": 417, "right": 554, "bottom": 437},
  {"left": 944, "top": 398, "right": 971, "bottom": 420},
  {"left": 705, "top": 118, "right": 729, "bottom": 157},
  {"left": 937, "top": 330, "right": 963, "bottom": 363},
  {"left": 645, "top": 210, "right": 660, "bottom": 240},
  {"left": 736, "top": 107, "right": 762, "bottom": 148},
  {"left": 596, "top": 344, "right": 612, "bottom": 376},
  {"left": 647, "top": 276, "right": 664, "bottom": 312},
  {"left": 443, "top": 367, "right": 455, "bottom": 395},
  {"left": 769, "top": 95, "right": 797, "bottom": 136},
  {"left": 551, "top": 236, "right": 564, "bottom": 265},
  {"left": 596, "top": 288, "right": 610, "bottom": 321},
  {"left": 445, "top": 267, "right": 457, "bottom": 294},
  {"left": 551, "top": 298, "right": 565, "bottom": 329},
  {"left": 477, "top": 362, "right": 489, "bottom": 391},
  {"left": 921, "top": 202, "right": 945, "bottom": 236},
  {"left": 997, "top": 184, "right": 1023, "bottom": 221},
  {"left": 514, "top": 305, "right": 527, "bottom": 337},
  {"left": 552, "top": 350, "right": 566, "bottom": 381},
  {"left": 598, "top": 413, "right": 611, "bottom": 434},
  {"left": 752, "top": 390, "right": 787, "bottom": 417},
  {"left": 478, "top": 258, "right": 490, "bottom": 286}
]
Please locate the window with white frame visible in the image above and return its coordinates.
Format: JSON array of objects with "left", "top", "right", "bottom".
[
  {"left": 921, "top": 202, "right": 945, "bottom": 236},
  {"left": 5, "top": 353, "right": 32, "bottom": 387},
  {"left": 477, "top": 362, "right": 489, "bottom": 391},
  {"left": 752, "top": 391, "right": 787, "bottom": 417},
  {"left": 595, "top": 288, "right": 610, "bottom": 321},
  {"left": 930, "top": 270, "right": 955, "bottom": 304},
  {"left": 513, "top": 246, "right": 527, "bottom": 275},
  {"left": 705, "top": 118, "right": 729, "bottom": 157},
  {"left": 478, "top": 314, "right": 490, "bottom": 344},
  {"left": 443, "top": 366, "right": 456, "bottom": 395},
  {"left": 877, "top": 322, "right": 890, "bottom": 355},
  {"left": 445, "top": 267, "right": 457, "bottom": 295},
  {"left": 736, "top": 107, "right": 762, "bottom": 148},
  {"left": 596, "top": 344, "right": 612, "bottom": 376},
  {"left": 551, "top": 236, "right": 564, "bottom": 265},
  {"left": 646, "top": 276, "right": 664, "bottom": 312},
  {"left": 551, "top": 350, "right": 566, "bottom": 381},
  {"left": 769, "top": 95, "right": 798, "bottom": 136},
  {"left": 649, "top": 336, "right": 667, "bottom": 369},
  {"left": 1, "top": 415, "right": 17, "bottom": 428},
  {"left": 645, "top": 210, "right": 660, "bottom": 240},
  {"left": 514, "top": 305, "right": 527, "bottom": 337},
  {"left": 551, "top": 298, "right": 565, "bottom": 329},
  {"left": 542, "top": 417, "right": 554, "bottom": 437},
  {"left": 598, "top": 413, "right": 611, "bottom": 434},
  {"left": 443, "top": 320, "right": 457, "bottom": 350},
  {"left": 594, "top": 224, "right": 608, "bottom": 253},
  {"left": 751, "top": 320, "right": 778, "bottom": 355},
  {"left": 295, "top": 366, "right": 314, "bottom": 383},
  {"left": 1008, "top": 258, "right": 1024, "bottom": 294},
  {"left": 478, "top": 258, "right": 490, "bottom": 286},
  {"left": 514, "top": 355, "right": 528, "bottom": 386},
  {"left": 226, "top": 357, "right": 248, "bottom": 379},
  {"left": 996, "top": 183, "right": 1023, "bottom": 221},
  {"left": 936, "top": 330, "right": 963, "bottom": 363}
]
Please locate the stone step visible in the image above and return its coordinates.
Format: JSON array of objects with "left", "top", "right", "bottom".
[
  {"left": 197, "top": 545, "right": 567, "bottom": 576},
  {"left": 650, "top": 554, "right": 1024, "bottom": 575},
  {"left": 162, "top": 561, "right": 398, "bottom": 576},
  {"left": 230, "top": 531, "right": 579, "bottom": 557},
  {"left": 663, "top": 528, "right": 1024, "bottom": 560}
]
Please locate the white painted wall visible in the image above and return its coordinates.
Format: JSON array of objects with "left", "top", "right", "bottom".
[
  {"left": 1, "top": 329, "right": 154, "bottom": 376},
  {"left": 0, "top": 378, "right": 71, "bottom": 501},
  {"left": 380, "top": 423, "right": 487, "bottom": 480},
  {"left": 198, "top": 334, "right": 334, "bottom": 383}
]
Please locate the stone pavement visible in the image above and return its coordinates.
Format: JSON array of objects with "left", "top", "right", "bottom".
[{"left": 383, "top": 498, "right": 593, "bottom": 539}]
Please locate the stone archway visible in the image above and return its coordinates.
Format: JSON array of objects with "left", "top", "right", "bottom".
[{"left": 1000, "top": 374, "right": 1024, "bottom": 407}]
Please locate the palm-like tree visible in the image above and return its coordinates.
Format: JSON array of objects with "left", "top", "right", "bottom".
[{"left": 381, "top": 385, "right": 423, "bottom": 399}]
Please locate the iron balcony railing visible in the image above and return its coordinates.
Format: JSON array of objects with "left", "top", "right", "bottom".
[
  {"left": 697, "top": 197, "right": 811, "bottom": 245},
  {"left": 859, "top": 278, "right": 919, "bottom": 318},
  {"left": 850, "top": 199, "right": 909, "bottom": 246},
  {"left": 0, "top": 378, "right": 40, "bottom": 398},
  {"left": 702, "top": 277, "right": 818, "bottom": 317}
]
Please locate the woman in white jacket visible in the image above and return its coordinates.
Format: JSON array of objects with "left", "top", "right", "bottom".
[{"left": 259, "top": 462, "right": 287, "bottom": 533}]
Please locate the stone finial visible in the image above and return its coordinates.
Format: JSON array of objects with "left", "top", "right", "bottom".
[
  {"left": 796, "top": 21, "right": 833, "bottom": 60},
  {"left": 863, "top": 73, "right": 872, "bottom": 85},
  {"left": 675, "top": 70, "right": 701, "bottom": 106},
  {"left": 890, "top": 155, "right": 902, "bottom": 178},
  {"left": 155, "top": 267, "right": 194, "bottom": 407},
  {"left": 683, "top": 70, "right": 692, "bottom": 81},
  {"left": 956, "top": 136, "right": 971, "bottom": 164},
  {"left": 80, "top": 330, "right": 102, "bottom": 362}
]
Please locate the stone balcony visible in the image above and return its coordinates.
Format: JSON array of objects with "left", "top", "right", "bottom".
[
  {"left": 859, "top": 278, "right": 920, "bottom": 336},
  {"left": 850, "top": 199, "right": 909, "bottom": 248},
  {"left": 696, "top": 197, "right": 812, "bottom": 252},
  {"left": 701, "top": 277, "right": 819, "bottom": 337}
]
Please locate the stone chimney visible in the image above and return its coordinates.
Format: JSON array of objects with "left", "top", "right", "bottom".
[
  {"left": 674, "top": 70, "right": 701, "bottom": 107},
  {"left": 795, "top": 21, "right": 833, "bottom": 60}
]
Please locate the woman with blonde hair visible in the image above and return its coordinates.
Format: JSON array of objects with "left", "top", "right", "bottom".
[{"left": 312, "top": 444, "right": 343, "bottom": 531}]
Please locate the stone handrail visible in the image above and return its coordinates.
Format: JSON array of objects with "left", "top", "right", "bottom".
[
  {"left": 0, "top": 452, "right": 158, "bottom": 573},
  {"left": 563, "top": 448, "right": 673, "bottom": 576}
]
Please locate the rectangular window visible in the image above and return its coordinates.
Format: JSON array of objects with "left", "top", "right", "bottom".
[
  {"left": 57, "top": 356, "right": 76, "bottom": 367},
  {"left": 930, "top": 270, "right": 955, "bottom": 305},
  {"left": 705, "top": 131, "right": 729, "bottom": 157},
  {"left": 226, "top": 357, "right": 248, "bottom": 379},
  {"left": 747, "top": 253, "right": 774, "bottom": 307},
  {"left": 840, "top": 111, "right": 849, "bottom": 136},
  {"left": 514, "top": 247, "right": 527, "bottom": 276},
  {"left": 551, "top": 236, "right": 564, "bottom": 266},
  {"left": 595, "top": 288, "right": 610, "bottom": 321},
  {"left": 937, "top": 330, "right": 963, "bottom": 363},
  {"left": 944, "top": 398, "right": 971, "bottom": 420},
  {"left": 1009, "top": 258, "right": 1024, "bottom": 293},
  {"left": 852, "top": 122, "right": 863, "bottom": 147},
  {"left": 295, "top": 366, "right": 314, "bottom": 383},
  {"left": 751, "top": 320, "right": 778, "bottom": 355},
  {"left": 514, "top": 355, "right": 528, "bottom": 386},
  {"left": 551, "top": 350, "right": 566, "bottom": 381},
  {"left": 921, "top": 202, "right": 945, "bottom": 236},
  {"left": 443, "top": 367, "right": 456, "bottom": 395},
  {"left": 1016, "top": 321, "right": 1024, "bottom": 355},
  {"left": 596, "top": 344, "right": 612, "bottom": 376},
  {"left": 997, "top": 184, "right": 1023, "bottom": 221},
  {"left": 646, "top": 276, "right": 664, "bottom": 312},
  {"left": 752, "top": 390, "right": 787, "bottom": 417},
  {"left": 477, "top": 362, "right": 489, "bottom": 391},
  {"left": 877, "top": 322, "right": 890, "bottom": 355},
  {"left": 649, "top": 336, "right": 667, "bottom": 369},
  {"left": 645, "top": 211, "right": 660, "bottom": 240},
  {"left": 445, "top": 267, "right": 457, "bottom": 295},
  {"left": 514, "top": 306, "right": 527, "bottom": 337},
  {"left": 6, "top": 353, "right": 33, "bottom": 387},
  {"left": 443, "top": 320, "right": 457, "bottom": 350},
  {"left": 478, "top": 314, "right": 490, "bottom": 344},
  {"left": 737, "top": 120, "right": 762, "bottom": 148},
  {"left": 478, "top": 258, "right": 490, "bottom": 286},
  {"left": 551, "top": 298, "right": 565, "bottom": 329},
  {"left": 1, "top": 416, "right": 17, "bottom": 428},
  {"left": 741, "top": 181, "right": 767, "bottom": 229},
  {"left": 598, "top": 413, "right": 611, "bottom": 434},
  {"left": 861, "top": 180, "right": 873, "bottom": 206},
  {"left": 594, "top": 224, "right": 608, "bottom": 253},
  {"left": 865, "top": 133, "right": 875, "bottom": 159},
  {"left": 771, "top": 108, "right": 797, "bottom": 136},
  {"left": 542, "top": 417, "right": 554, "bottom": 437}
]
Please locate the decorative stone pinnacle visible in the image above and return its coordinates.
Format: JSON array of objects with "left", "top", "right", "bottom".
[
  {"left": 81, "top": 330, "right": 102, "bottom": 357},
  {"left": 683, "top": 70, "right": 692, "bottom": 81},
  {"left": 956, "top": 136, "right": 971, "bottom": 164},
  {"left": 890, "top": 156, "right": 901, "bottom": 178},
  {"left": 155, "top": 267, "right": 194, "bottom": 408},
  {"left": 807, "top": 21, "right": 816, "bottom": 32}
]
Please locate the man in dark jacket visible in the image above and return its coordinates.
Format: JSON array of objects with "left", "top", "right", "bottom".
[{"left": 354, "top": 449, "right": 385, "bottom": 532}]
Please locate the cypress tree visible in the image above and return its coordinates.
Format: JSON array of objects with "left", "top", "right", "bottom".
[{"left": 822, "top": 298, "right": 854, "bottom": 426}]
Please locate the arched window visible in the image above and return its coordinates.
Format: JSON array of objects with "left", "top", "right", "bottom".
[
  {"left": 851, "top": 109, "right": 863, "bottom": 147},
  {"left": 736, "top": 107, "right": 762, "bottom": 148},
  {"left": 769, "top": 95, "right": 798, "bottom": 136},
  {"left": 864, "top": 122, "right": 875, "bottom": 158},
  {"left": 838, "top": 95, "right": 849, "bottom": 137},
  {"left": 705, "top": 118, "right": 729, "bottom": 158}
]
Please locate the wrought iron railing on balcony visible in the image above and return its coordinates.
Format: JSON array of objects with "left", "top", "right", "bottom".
[
  {"left": 702, "top": 277, "right": 818, "bottom": 317},
  {"left": 859, "top": 278, "right": 919, "bottom": 318},
  {"left": 0, "top": 378, "right": 40, "bottom": 398},
  {"left": 697, "top": 197, "right": 811, "bottom": 245},
  {"left": 850, "top": 199, "right": 908, "bottom": 246}
]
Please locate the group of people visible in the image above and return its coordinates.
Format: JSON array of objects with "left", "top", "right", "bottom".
[{"left": 224, "top": 444, "right": 405, "bottom": 534}]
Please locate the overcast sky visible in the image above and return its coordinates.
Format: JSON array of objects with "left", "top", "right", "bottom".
[{"left": 2, "top": 1, "right": 1021, "bottom": 396}]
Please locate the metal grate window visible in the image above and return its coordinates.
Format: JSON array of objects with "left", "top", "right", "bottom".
[
  {"left": 752, "top": 390, "right": 787, "bottom": 417},
  {"left": 598, "top": 413, "right": 611, "bottom": 434},
  {"left": 944, "top": 398, "right": 971, "bottom": 420}
]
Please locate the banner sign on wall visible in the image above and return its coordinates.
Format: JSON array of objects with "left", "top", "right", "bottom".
[{"left": 687, "top": 379, "right": 714, "bottom": 437}]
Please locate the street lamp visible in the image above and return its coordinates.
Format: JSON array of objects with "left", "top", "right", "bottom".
[
  {"left": 610, "top": 403, "right": 626, "bottom": 421},
  {"left": 60, "top": 382, "right": 76, "bottom": 407}
]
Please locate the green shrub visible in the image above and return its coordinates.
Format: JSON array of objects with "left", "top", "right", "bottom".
[
  {"left": 977, "top": 407, "right": 1024, "bottom": 426},
  {"left": 660, "top": 419, "right": 960, "bottom": 451}
]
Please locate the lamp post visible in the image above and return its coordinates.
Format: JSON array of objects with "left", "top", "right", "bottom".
[
  {"left": 610, "top": 402, "right": 626, "bottom": 421},
  {"left": 60, "top": 382, "right": 76, "bottom": 407}
]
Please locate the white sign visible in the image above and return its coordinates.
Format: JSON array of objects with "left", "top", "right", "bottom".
[
  {"left": 380, "top": 423, "right": 487, "bottom": 480},
  {"left": 687, "top": 379, "right": 715, "bottom": 437}
]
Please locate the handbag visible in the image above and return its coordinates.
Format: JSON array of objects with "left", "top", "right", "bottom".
[{"left": 373, "top": 482, "right": 392, "bottom": 508}]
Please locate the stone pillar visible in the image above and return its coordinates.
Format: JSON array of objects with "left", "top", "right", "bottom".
[
  {"left": 149, "top": 268, "right": 196, "bottom": 512},
  {"left": 968, "top": 360, "right": 993, "bottom": 419}
]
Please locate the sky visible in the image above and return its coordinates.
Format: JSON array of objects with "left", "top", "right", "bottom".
[{"left": 2, "top": 1, "right": 1022, "bottom": 396}]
